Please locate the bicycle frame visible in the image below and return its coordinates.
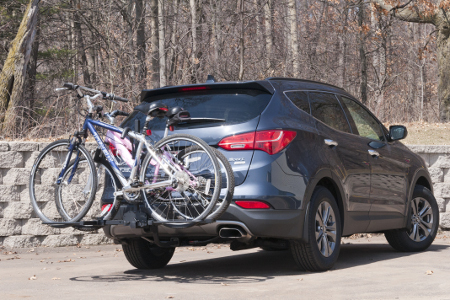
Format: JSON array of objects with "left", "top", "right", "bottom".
[{"left": 57, "top": 114, "right": 177, "bottom": 194}]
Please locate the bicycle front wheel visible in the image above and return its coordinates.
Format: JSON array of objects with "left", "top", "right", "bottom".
[
  {"left": 140, "top": 134, "right": 222, "bottom": 227},
  {"left": 29, "top": 139, "right": 97, "bottom": 224}
]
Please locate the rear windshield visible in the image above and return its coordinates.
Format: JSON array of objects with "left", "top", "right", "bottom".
[{"left": 121, "top": 89, "right": 272, "bottom": 131}]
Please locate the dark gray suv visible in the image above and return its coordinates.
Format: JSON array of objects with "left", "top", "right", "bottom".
[{"left": 104, "top": 77, "right": 438, "bottom": 271}]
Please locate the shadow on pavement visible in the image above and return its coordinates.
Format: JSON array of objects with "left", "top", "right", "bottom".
[{"left": 70, "top": 242, "right": 449, "bottom": 284}]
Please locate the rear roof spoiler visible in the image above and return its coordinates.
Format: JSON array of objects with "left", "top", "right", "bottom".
[{"left": 140, "top": 81, "right": 275, "bottom": 102}]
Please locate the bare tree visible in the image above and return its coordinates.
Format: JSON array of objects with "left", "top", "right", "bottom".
[{"left": 0, "top": 0, "right": 40, "bottom": 133}]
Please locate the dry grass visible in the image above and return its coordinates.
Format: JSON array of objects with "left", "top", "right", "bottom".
[{"left": 392, "top": 122, "right": 450, "bottom": 145}]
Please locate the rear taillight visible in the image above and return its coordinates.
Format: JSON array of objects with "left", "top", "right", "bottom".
[
  {"left": 218, "top": 130, "right": 296, "bottom": 155},
  {"left": 235, "top": 200, "right": 271, "bottom": 209}
]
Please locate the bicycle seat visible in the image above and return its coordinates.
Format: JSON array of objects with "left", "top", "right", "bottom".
[
  {"left": 148, "top": 102, "right": 168, "bottom": 118},
  {"left": 167, "top": 106, "right": 191, "bottom": 126}
]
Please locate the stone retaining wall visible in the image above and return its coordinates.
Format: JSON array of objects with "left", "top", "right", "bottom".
[
  {"left": 408, "top": 145, "right": 450, "bottom": 229},
  {"left": 0, "top": 142, "right": 109, "bottom": 248},
  {"left": 0, "top": 142, "right": 449, "bottom": 248}
]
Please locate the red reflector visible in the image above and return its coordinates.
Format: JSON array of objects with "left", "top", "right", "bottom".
[
  {"left": 108, "top": 143, "right": 117, "bottom": 156},
  {"left": 169, "top": 125, "right": 174, "bottom": 131},
  {"left": 218, "top": 130, "right": 296, "bottom": 155},
  {"left": 160, "top": 107, "right": 168, "bottom": 111},
  {"left": 146, "top": 129, "right": 152, "bottom": 136},
  {"left": 179, "top": 86, "right": 210, "bottom": 92},
  {"left": 235, "top": 200, "right": 270, "bottom": 209},
  {"left": 101, "top": 204, "right": 112, "bottom": 212}
]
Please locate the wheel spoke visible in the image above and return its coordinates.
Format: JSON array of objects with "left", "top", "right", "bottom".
[
  {"left": 419, "top": 204, "right": 431, "bottom": 218},
  {"left": 418, "top": 222, "right": 430, "bottom": 237},
  {"left": 327, "top": 230, "right": 337, "bottom": 243},
  {"left": 411, "top": 198, "right": 419, "bottom": 216},
  {"left": 322, "top": 234, "right": 328, "bottom": 256},
  {"left": 323, "top": 206, "right": 330, "bottom": 225}
]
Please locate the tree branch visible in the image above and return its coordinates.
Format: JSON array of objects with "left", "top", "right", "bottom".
[{"left": 371, "top": 0, "right": 436, "bottom": 24}]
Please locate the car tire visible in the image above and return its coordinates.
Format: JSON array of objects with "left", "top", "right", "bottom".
[
  {"left": 122, "top": 238, "right": 175, "bottom": 269},
  {"left": 290, "top": 186, "right": 341, "bottom": 272},
  {"left": 384, "top": 185, "right": 439, "bottom": 252}
]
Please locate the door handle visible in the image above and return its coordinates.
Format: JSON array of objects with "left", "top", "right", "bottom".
[
  {"left": 324, "top": 139, "right": 338, "bottom": 147},
  {"left": 368, "top": 149, "right": 380, "bottom": 157}
]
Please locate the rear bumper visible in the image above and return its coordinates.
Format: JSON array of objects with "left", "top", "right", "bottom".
[{"left": 104, "top": 204, "right": 305, "bottom": 241}]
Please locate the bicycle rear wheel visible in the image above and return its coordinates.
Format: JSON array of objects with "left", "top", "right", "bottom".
[
  {"left": 29, "top": 139, "right": 97, "bottom": 225},
  {"left": 140, "top": 134, "right": 222, "bottom": 227},
  {"left": 177, "top": 146, "right": 234, "bottom": 221}
]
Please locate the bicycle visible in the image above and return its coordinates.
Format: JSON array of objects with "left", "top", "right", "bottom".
[{"left": 29, "top": 83, "right": 227, "bottom": 230}]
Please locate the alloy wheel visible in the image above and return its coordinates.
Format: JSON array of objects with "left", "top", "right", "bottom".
[
  {"left": 315, "top": 201, "right": 337, "bottom": 257},
  {"left": 408, "top": 197, "right": 433, "bottom": 242}
]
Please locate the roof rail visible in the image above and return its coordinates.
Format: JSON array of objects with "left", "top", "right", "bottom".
[{"left": 265, "top": 77, "right": 344, "bottom": 91}]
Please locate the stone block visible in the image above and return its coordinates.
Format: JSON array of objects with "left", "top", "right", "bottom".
[
  {"left": 437, "top": 198, "right": 446, "bottom": 212},
  {"left": 428, "top": 168, "right": 443, "bottom": 183},
  {"left": 41, "top": 234, "right": 80, "bottom": 247},
  {"left": 0, "top": 142, "right": 9, "bottom": 151},
  {"left": 80, "top": 234, "right": 111, "bottom": 245},
  {"left": 22, "top": 185, "right": 55, "bottom": 203},
  {"left": 9, "top": 142, "right": 38, "bottom": 152},
  {"left": 39, "top": 142, "right": 50, "bottom": 151},
  {"left": 0, "top": 185, "right": 19, "bottom": 202},
  {"left": 0, "top": 219, "right": 21, "bottom": 236},
  {"left": 409, "top": 145, "right": 450, "bottom": 154},
  {"left": 440, "top": 212, "right": 450, "bottom": 229},
  {"left": 21, "top": 218, "right": 59, "bottom": 235},
  {"left": 430, "top": 155, "right": 450, "bottom": 168},
  {"left": 433, "top": 183, "right": 450, "bottom": 198},
  {"left": 2, "top": 235, "right": 41, "bottom": 248},
  {"left": 0, "top": 151, "right": 23, "bottom": 168},
  {"left": 24, "top": 151, "right": 40, "bottom": 169},
  {"left": 3, "top": 168, "right": 30, "bottom": 186},
  {"left": 3, "top": 202, "right": 32, "bottom": 219},
  {"left": 446, "top": 199, "right": 450, "bottom": 214}
]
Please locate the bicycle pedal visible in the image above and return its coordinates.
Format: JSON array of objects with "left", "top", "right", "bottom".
[{"left": 130, "top": 181, "right": 143, "bottom": 188}]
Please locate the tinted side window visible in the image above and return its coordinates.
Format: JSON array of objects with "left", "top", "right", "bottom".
[
  {"left": 340, "top": 96, "right": 385, "bottom": 141},
  {"left": 285, "top": 91, "right": 310, "bottom": 113},
  {"left": 309, "top": 92, "right": 351, "bottom": 133}
]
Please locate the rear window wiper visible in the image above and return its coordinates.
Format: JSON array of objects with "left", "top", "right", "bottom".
[{"left": 177, "top": 118, "right": 226, "bottom": 125}]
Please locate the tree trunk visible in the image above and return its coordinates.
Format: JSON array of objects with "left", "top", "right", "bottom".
[
  {"left": 158, "top": 0, "right": 166, "bottom": 87},
  {"left": 263, "top": 0, "right": 273, "bottom": 74},
  {"left": 288, "top": 0, "right": 299, "bottom": 77},
  {"left": 150, "top": 0, "right": 160, "bottom": 89},
  {"left": 238, "top": 0, "right": 245, "bottom": 80},
  {"left": 136, "top": 0, "right": 146, "bottom": 87},
  {"left": 437, "top": 29, "right": 450, "bottom": 121},
  {"left": 73, "top": 0, "right": 91, "bottom": 85},
  {"left": 358, "top": 0, "right": 368, "bottom": 105},
  {"left": 0, "top": 0, "right": 40, "bottom": 133}
]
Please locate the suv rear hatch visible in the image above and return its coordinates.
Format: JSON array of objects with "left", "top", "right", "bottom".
[{"left": 120, "top": 82, "right": 274, "bottom": 185}]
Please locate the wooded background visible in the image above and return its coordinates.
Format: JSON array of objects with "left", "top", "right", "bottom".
[{"left": 0, "top": 0, "right": 443, "bottom": 139}]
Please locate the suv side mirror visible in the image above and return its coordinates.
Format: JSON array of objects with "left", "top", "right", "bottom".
[{"left": 389, "top": 125, "right": 408, "bottom": 141}]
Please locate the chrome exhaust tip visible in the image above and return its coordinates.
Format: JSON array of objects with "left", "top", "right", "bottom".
[{"left": 219, "top": 227, "right": 246, "bottom": 239}]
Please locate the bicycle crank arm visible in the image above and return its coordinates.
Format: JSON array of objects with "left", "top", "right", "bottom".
[{"left": 118, "top": 179, "right": 173, "bottom": 194}]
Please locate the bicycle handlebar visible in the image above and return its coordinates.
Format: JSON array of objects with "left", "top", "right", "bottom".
[{"left": 62, "top": 82, "right": 129, "bottom": 102}]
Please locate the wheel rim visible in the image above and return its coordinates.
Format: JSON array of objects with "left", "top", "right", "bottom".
[
  {"left": 315, "top": 201, "right": 337, "bottom": 257},
  {"left": 408, "top": 197, "right": 433, "bottom": 242}
]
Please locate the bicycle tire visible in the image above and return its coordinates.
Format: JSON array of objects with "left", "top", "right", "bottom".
[
  {"left": 59, "top": 158, "right": 122, "bottom": 231},
  {"left": 177, "top": 146, "right": 234, "bottom": 221},
  {"left": 29, "top": 139, "right": 97, "bottom": 225},
  {"left": 140, "top": 134, "right": 222, "bottom": 227}
]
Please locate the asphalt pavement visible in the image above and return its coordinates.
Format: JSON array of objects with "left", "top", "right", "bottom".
[{"left": 1, "top": 233, "right": 450, "bottom": 300}]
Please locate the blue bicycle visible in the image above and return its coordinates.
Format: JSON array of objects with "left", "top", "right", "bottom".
[{"left": 29, "top": 83, "right": 226, "bottom": 229}]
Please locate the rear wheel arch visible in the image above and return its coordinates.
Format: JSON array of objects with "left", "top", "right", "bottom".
[{"left": 302, "top": 170, "right": 347, "bottom": 240}]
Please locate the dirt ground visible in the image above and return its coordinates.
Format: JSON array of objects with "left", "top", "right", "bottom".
[
  {"left": 395, "top": 122, "right": 450, "bottom": 145},
  {"left": 1, "top": 232, "right": 450, "bottom": 300}
]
